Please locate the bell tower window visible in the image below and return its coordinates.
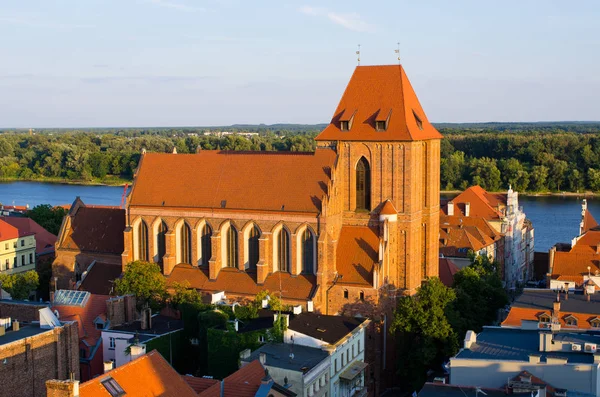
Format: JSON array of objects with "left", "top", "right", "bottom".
[{"left": 355, "top": 157, "right": 371, "bottom": 211}]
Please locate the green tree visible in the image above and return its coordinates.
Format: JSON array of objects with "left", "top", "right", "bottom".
[
  {"left": 114, "top": 261, "right": 168, "bottom": 311},
  {"left": 26, "top": 204, "right": 68, "bottom": 235},
  {"left": 390, "top": 278, "right": 458, "bottom": 390},
  {"left": 588, "top": 168, "right": 600, "bottom": 191},
  {"left": 468, "top": 157, "right": 502, "bottom": 191},
  {"left": 0, "top": 271, "right": 39, "bottom": 300},
  {"left": 170, "top": 281, "right": 203, "bottom": 308},
  {"left": 530, "top": 165, "right": 549, "bottom": 191}
]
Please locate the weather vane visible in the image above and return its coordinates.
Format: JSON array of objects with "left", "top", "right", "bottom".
[
  {"left": 356, "top": 44, "right": 361, "bottom": 66},
  {"left": 395, "top": 42, "right": 400, "bottom": 64}
]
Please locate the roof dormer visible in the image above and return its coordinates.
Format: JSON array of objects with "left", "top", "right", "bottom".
[
  {"left": 375, "top": 108, "right": 391, "bottom": 132},
  {"left": 339, "top": 109, "right": 357, "bottom": 131}
]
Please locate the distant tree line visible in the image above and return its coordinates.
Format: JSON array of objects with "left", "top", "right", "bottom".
[{"left": 2, "top": 122, "right": 600, "bottom": 191}]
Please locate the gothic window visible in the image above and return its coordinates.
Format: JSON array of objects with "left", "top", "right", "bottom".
[
  {"left": 137, "top": 221, "right": 149, "bottom": 261},
  {"left": 179, "top": 222, "right": 192, "bottom": 264},
  {"left": 226, "top": 225, "right": 238, "bottom": 268},
  {"left": 200, "top": 223, "right": 212, "bottom": 267},
  {"left": 301, "top": 228, "right": 315, "bottom": 273},
  {"left": 247, "top": 225, "right": 260, "bottom": 270},
  {"left": 277, "top": 228, "right": 290, "bottom": 272},
  {"left": 355, "top": 157, "right": 371, "bottom": 211},
  {"left": 156, "top": 221, "right": 167, "bottom": 264}
]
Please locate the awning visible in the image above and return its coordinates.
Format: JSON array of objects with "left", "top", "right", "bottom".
[{"left": 339, "top": 361, "right": 368, "bottom": 381}]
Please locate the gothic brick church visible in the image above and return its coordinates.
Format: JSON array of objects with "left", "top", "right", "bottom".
[{"left": 120, "top": 64, "right": 441, "bottom": 314}]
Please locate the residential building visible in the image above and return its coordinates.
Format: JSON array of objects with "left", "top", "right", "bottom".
[
  {"left": 502, "top": 289, "right": 600, "bottom": 331},
  {"left": 547, "top": 200, "right": 600, "bottom": 290},
  {"left": 52, "top": 198, "right": 124, "bottom": 290},
  {"left": 0, "top": 215, "right": 57, "bottom": 259},
  {"left": 0, "top": 306, "right": 79, "bottom": 397},
  {"left": 442, "top": 185, "right": 534, "bottom": 287},
  {"left": 450, "top": 327, "right": 600, "bottom": 396},
  {"left": 0, "top": 218, "right": 36, "bottom": 276}
]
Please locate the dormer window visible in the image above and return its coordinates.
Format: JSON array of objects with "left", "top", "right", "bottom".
[
  {"left": 538, "top": 313, "right": 550, "bottom": 323},
  {"left": 413, "top": 110, "right": 423, "bottom": 130},
  {"left": 565, "top": 315, "right": 578, "bottom": 327},
  {"left": 375, "top": 121, "right": 386, "bottom": 131},
  {"left": 591, "top": 318, "right": 600, "bottom": 328},
  {"left": 340, "top": 121, "right": 350, "bottom": 131},
  {"left": 339, "top": 109, "right": 356, "bottom": 131},
  {"left": 375, "top": 109, "right": 391, "bottom": 132}
]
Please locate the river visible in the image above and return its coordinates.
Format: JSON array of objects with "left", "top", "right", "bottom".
[{"left": 1, "top": 181, "right": 598, "bottom": 252}]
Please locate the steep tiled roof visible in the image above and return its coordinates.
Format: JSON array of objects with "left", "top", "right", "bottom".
[
  {"left": 583, "top": 209, "right": 599, "bottom": 234},
  {"left": 379, "top": 200, "right": 397, "bottom": 215},
  {"left": 551, "top": 229, "right": 600, "bottom": 280},
  {"left": 196, "top": 360, "right": 272, "bottom": 397},
  {"left": 288, "top": 313, "right": 367, "bottom": 344},
  {"left": 59, "top": 206, "right": 125, "bottom": 254},
  {"left": 167, "top": 265, "right": 317, "bottom": 301},
  {"left": 0, "top": 219, "right": 19, "bottom": 242},
  {"left": 440, "top": 214, "right": 500, "bottom": 258},
  {"left": 79, "top": 350, "right": 198, "bottom": 397},
  {"left": 439, "top": 258, "right": 460, "bottom": 287},
  {"left": 442, "top": 186, "right": 504, "bottom": 220},
  {"left": 128, "top": 150, "right": 336, "bottom": 213},
  {"left": 182, "top": 375, "right": 219, "bottom": 394},
  {"left": 53, "top": 293, "right": 108, "bottom": 349},
  {"left": 0, "top": 216, "right": 57, "bottom": 255},
  {"left": 335, "top": 226, "right": 379, "bottom": 286},
  {"left": 315, "top": 65, "right": 442, "bottom": 142},
  {"left": 78, "top": 262, "right": 122, "bottom": 295}
]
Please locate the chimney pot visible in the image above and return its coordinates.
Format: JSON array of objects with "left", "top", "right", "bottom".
[
  {"left": 103, "top": 361, "right": 114, "bottom": 373},
  {"left": 259, "top": 352, "right": 266, "bottom": 365},
  {"left": 12, "top": 320, "right": 19, "bottom": 332}
]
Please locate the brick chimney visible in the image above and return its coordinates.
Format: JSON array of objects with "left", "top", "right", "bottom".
[
  {"left": 447, "top": 201, "right": 454, "bottom": 216},
  {"left": 46, "top": 380, "right": 79, "bottom": 397},
  {"left": 564, "top": 283, "right": 569, "bottom": 300},
  {"left": 553, "top": 300, "right": 561, "bottom": 318}
]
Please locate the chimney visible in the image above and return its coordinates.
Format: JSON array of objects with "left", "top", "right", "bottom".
[
  {"left": 130, "top": 344, "right": 146, "bottom": 361},
  {"left": 564, "top": 283, "right": 569, "bottom": 300},
  {"left": 447, "top": 201, "right": 454, "bottom": 216},
  {"left": 259, "top": 352, "right": 266, "bottom": 365},
  {"left": 45, "top": 379, "right": 80, "bottom": 397},
  {"left": 103, "top": 361, "right": 114, "bottom": 373},
  {"left": 463, "top": 330, "right": 477, "bottom": 349},
  {"left": 12, "top": 320, "right": 19, "bottom": 332},
  {"left": 464, "top": 202, "right": 470, "bottom": 217},
  {"left": 553, "top": 300, "right": 561, "bottom": 318},
  {"left": 141, "top": 309, "right": 148, "bottom": 330},
  {"left": 0, "top": 326, "right": 5, "bottom": 336}
]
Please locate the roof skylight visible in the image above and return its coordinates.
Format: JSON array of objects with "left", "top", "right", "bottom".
[{"left": 54, "top": 290, "right": 90, "bottom": 307}]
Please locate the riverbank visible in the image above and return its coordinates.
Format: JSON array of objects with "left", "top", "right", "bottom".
[{"left": 0, "top": 176, "right": 130, "bottom": 187}]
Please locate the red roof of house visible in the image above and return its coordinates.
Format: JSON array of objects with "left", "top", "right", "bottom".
[
  {"left": 439, "top": 258, "right": 460, "bottom": 287},
  {"left": 335, "top": 226, "right": 379, "bottom": 286},
  {"left": 79, "top": 350, "right": 198, "bottom": 397},
  {"left": 59, "top": 206, "right": 125, "bottom": 254},
  {"left": 128, "top": 150, "right": 336, "bottom": 213},
  {"left": 379, "top": 200, "right": 397, "bottom": 215},
  {"left": 439, "top": 214, "right": 500, "bottom": 258},
  {"left": 198, "top": 360, "right": 267, "bottom": 397},
  {"left": 167, "top": 265, "right": 317, "bottom": 302},
  {"left": 583, "top": 209, "right": 599, "bottom": 234},
  {"left": 0, "top": 219, "right": 19, "bottom": 242},
  {"left": 0, "top": 216, "right": 57, "bottom": 255},
  {"left": 78, "top": 262, "right": 122, "bottom": 295},
  {"left": 442, "top": 186, "right": 504, "bottom": 220},
  {"left": 53, "top": 293, "right": 108, "bottom": 349},
  {"left": 315, "top": 65, "right": 442, "bottom": 142},
  {"left": 501, "top": 306, "right": 600, "bottom": 330},
  {"left": 182, "top": 375, "right": 219, "bottom": 394}
]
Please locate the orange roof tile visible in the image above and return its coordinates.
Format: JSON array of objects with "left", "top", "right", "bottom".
[
  {"left": 443, "top": 186, "right": 504, "bottom": 220},
  {"left": 315, "top": 65, "right": 442, "bottom": 142},
  {"left": 129, "top": 150, "right": 336, "bottom": 213},
  {"left": 335, "top": 226, "right": 379, "bottom": 286},
  {"left": 551, "top": 251, "right": 600, "bottom": 277},
  {"left": 501, "top": 306, "right": 600, "bottom": 330},
  {"left": 167, "top": 265, "right": 317, "bottom": 302},
  {"left": 79, "top": 350, "right": 198, "bottom": 397},
  {"left": 53, "top": 293, "right": 108, "bottom": 350},
  {"left": 439, "top": 214, "right": 500, "bottom": 257},
  {"left": 379, "top": 200, "right": 397, "bottom": 215},
  {"left": 439, "top": 258, "right": 459, "bottom": 287},
  {"left": 0, "top": 219, "right": 19, "bottom": 242},
  {"left": 0, "top": 216, "right": 57, "bottom": 255},
  {"left": 59, "top": 207, "right": 125, "bottom": 254},
  {"left": 583, "top": 209, "right": 599, "bottom": 234},
  {"left": 182, "top": 375, "right": 219, "bottom": 394}
]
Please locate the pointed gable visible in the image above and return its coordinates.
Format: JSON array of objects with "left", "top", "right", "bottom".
[
  {"left": 315, "top": 65, "right": 442, "bottom": 142},
  {"left": 583, "top": 209, "right": 599, "bottom": 234}
]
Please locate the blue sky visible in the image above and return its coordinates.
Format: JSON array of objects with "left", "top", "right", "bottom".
[{"left": 1, "top": 0, "right": 599, "bottom": 127}]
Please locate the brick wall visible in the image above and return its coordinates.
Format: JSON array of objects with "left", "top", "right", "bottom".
[{"left": 0, "top": 301, "right": 48, "bottom": 322}]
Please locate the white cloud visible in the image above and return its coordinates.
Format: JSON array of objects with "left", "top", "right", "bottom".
[
  {"left": 298, "top": 5, "right": 373, "bottom": 33},
  {"left": 146, "top": 0, "right": 205, "bottom": 12}
]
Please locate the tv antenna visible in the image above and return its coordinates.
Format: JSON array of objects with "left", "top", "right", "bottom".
[
  {"left": 395, "top": 42, "right": 401, "bottom": 64},
  {"left": 356, "top": 44, "right": 361, "bottom": 65}
]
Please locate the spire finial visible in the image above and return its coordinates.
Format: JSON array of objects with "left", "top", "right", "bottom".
[
  {"left": 395, "top": 42, "right": 400, "bottom": 64},
  {"left": 356, "top": 44, "right": 361, "bottom": 66}
]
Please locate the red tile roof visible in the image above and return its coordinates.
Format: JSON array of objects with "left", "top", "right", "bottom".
[
  {"left": 315, "top": 65, "right": 442, "bottom": 142},
  {"left": 79, "top": 350, "right": 198, "bottom": 397},
  {"left": 336, "top": 226, "right": 379, "bottom": 286},
  {"left": 583, "top": 209, "right": 599, "bottom": 234},
  {"left": 501, "top": 306, "right": 600, "bottom": 330},
  {"left": 379, "top": 200, "right": 397, "bottom": 215},
  {"left": 59, "top": 207, "right": 125, "bottom": 254},
  {"left": 439, "top": 214, "right": 500, "bottom": 257},
  {"left": 53, "top": 293, "right": 108, "bottom": 350},
  {"left": 439, "top": 258, "right": 460, "bottom": 287},
  {"left": 0, "top": 216, "right": 57, "bottom": 255},
  {"left": 182, "top": 375, "right": 219, "bottom": 394},
  {"left": 129, "top": 150, "right": 336, "bottom": 213},
  {"left": 442, "top": 186, "right": 504, "bottom": 220},
  {"left": 551, "top": 227, "right": 600, "bottom": 281},
  {"left": 167, "top": 265, "right": 317, "bottom": 302},
  {"left": 0, "top": 219, "right": 19, "bottom": 242},
  {"left": 78, "top": 262, "right": 122, "bottom": 295}
]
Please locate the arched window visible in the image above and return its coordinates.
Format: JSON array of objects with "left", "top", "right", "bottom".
[
  {"left": 247, "top": 225, "right": 260, "bottom": 270},
  {"left": 301, "top": 228, "right": 315, "bottom": 273},
  {"left": 356, "top": 157, "right": 371, "bottom": 211},
  {"left": 277, "top": 228, "right": 290, "bottom": 272},
  {"left": 199, "top": 223, "right": 212, "bottom": 267},
  {"left": 156, "top": 221, "right": 167, "bottom": 264},
  {"left": 137, "top": 221, "right": 149, "bottom": 261},
  {"left": 226, "top": 225, "right": 238, "bottom": 268},
  {"left": 178, "top": 222, "right": 192, "bottom": 264}
]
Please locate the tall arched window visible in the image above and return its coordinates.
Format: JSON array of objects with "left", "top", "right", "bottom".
[
  {"left": 137, "top": 221, "right": 149, "bottom": 261},
  {"left": 277, "top": 228, "right": 290, "bottom": 272},
  {"left": 247, "top": 225, "right": 260, "bottom": 271},
  {"left": 200, "top": 223, "right": 212, "bottom": 266},
  {"left": 179, "top": 222, "right": 192, "bottom": 264},
  {"left": 156, "top": 221, "right": 167, "bottom": 264},
  {"left": 301, "top": 228, "right": 314, "bottom": 274},
  {"left": 226, "top": 225, "right": 238, "bottom": 268},
  {"left": 356, "top": 157, "right": 371, "bottom": 211}
]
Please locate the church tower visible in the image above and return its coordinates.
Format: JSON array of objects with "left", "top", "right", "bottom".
[{"left": 315, "top": 65, "right": 441, "bottom": 293}]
